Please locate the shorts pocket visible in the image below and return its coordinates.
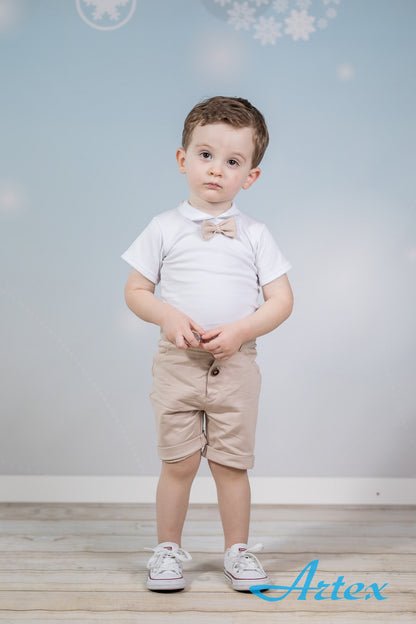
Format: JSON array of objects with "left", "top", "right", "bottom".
[{"left": 239, "top": 340, "right": 257, "bottom": 355}]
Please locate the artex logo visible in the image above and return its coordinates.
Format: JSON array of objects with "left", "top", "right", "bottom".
[{"left": 250, "top": 559, "right": 388, "bottom": 602}]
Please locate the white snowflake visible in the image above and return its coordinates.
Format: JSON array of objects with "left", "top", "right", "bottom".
[
  {"left": 284, "top": 9, "right": 315, "bottom": 40},
  {"left": 214, "top": 0, "right": 232, "bottom": 6},
  {"left": 253, "top": 15, "right": 282, "bottom": 44},
  {"left": 227, "top": 2, "right": 256, "bottom": 30},
  {"left": 82, "top": 0, "right": 129, "bottom": 21},
  {"left": 323, "top": 0, "right": 340, "bottom": 4},
  {"left": 273, "top": 0, "right": 288, "bottom": 13},
  {"left": 296, "top": 0, "right": 312, "bottom": 9},
  {"left": 317, "top": 17, "right": 328, "bottom": 28},
  {"left": 326, "top": 7, "right": 337, "bottom": 18},
  {"left": 249, "top": 0, "right": 270, "bottom": 6}
]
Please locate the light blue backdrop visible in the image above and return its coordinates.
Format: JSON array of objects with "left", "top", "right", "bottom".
[{"left": 1, "top": 0, "right": 415, "bottom": 477}]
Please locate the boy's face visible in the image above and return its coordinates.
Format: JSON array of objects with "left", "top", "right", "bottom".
[{"left": 176, "top": 123, "right": 261, "bottom": 216}]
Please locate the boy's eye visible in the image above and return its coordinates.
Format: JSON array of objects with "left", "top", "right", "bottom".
[
  {"left": 228, "top": 159, "right": 239, "bottom": 167},
  {"left": 200, "top": 152, "right": 211, "bottom": 159}
]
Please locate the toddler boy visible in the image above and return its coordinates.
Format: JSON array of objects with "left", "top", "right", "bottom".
[{"left": 122, "top": 96, "right": 293, "bottom": 591}]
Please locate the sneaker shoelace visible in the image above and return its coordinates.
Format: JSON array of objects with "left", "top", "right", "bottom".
[
  {"left": 231, "top": 543, "right": 265, "bottom": 574},
  {"left": 145, "top": 546, "right": 192, "bottom": 575}
]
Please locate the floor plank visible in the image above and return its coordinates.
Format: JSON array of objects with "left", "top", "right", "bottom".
[
  {"left": 0, "top": 570, "right": 410, "bottom": 592},
  {"left": 1, "top": 534, "right": 414, "bottom": 554},
  {"left": 0, "top": 589, "right": 414, "bottom": 612},
  {"left": 1, "top": 551, "right": 415, "bottom": 571},
  {"left": 1, "top": 519, "right": 415, "bottom": 537},
  {"left": 0, "top": 503, "right": 414, "bottom": 522},
  {"left": 0, "top": 614, "right": 415, "bottom": 624}
]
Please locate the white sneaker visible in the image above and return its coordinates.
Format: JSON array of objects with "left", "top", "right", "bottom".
[
  {"left": 145, "top": 542, "right": 192, "bottom": 591},
  {"left": 224, "top": 543, "right": 270, "bottom": 591}
]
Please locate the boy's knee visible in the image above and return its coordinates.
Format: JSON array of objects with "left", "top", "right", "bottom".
[
  {"left": 162, "top": 451, "right": 201, "bottom": 479},
  {"left": 208, "top": 459, "right": 247, "bottom": 478}
]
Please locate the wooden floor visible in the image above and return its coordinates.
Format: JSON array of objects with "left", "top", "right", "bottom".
[{"left": 0, "top": 503, "right": 415, "bottom": 623}]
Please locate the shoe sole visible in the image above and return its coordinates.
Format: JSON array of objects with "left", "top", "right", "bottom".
[
  {"left": 224, "top": 569, "right": 270, "bottom": 592},
  {"left": 147, "top": 576, "right": 186, "bottom": 591}
]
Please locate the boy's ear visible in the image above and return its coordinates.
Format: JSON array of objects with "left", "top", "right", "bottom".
[
  {"left": 176, "top": 147, "right": 186, "bottom": 174},
  {"left": 242, "top": 167, "right": 261, "bottom": 190}
]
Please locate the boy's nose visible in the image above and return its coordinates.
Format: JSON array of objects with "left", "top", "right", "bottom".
[{"left": 208, "top": 162, "right": 222, "bottom": 176}]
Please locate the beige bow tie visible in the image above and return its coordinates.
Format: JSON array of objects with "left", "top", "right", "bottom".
[{"left": 201, "top": 217, "right": 237, "bottom": 241}]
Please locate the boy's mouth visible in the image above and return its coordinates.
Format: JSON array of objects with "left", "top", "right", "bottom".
[{"left": 205, "top": 182, "right": 221, "bottom": 189}]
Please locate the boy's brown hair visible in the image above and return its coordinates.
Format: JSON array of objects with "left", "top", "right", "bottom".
[{"left": 182, "top": 96, "right": 269, "bottom": 168}]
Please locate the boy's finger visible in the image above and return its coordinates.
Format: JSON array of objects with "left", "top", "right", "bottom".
[
  {"left": 176, "top": 335, "right": 189, "bottom": 349},
  {"left": 200, "top": 341, "right": 213, "bottom": 351},
  {"left": 200, "top": 329, "right": 220, "bottom": 341},
  {"left": 191, "top": 321, "right": 205, "bottom": 332},
  {"left": 200, "top": 338, "right": 219, "bottom": 352}
]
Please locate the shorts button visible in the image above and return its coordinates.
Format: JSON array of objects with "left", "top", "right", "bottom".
[{"left": 211, "top": 367, "right": 220, "bottom": 376}]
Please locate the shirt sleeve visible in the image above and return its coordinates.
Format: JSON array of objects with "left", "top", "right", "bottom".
[
  {"left": 121, "top": 217, "right": 163, "bottom": 285},
  {"left": 255, "top": 224, "right": 292, "bottom": 287}
]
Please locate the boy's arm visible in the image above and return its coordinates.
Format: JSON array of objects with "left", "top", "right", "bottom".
[
  {"left": 124, "top": 268, "right": 204, "bottom": 349},
  {"left": 200, "top": 274, "right": 293, "bottom": 361}
]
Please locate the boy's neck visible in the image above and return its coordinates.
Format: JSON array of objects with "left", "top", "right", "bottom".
[{"left": 187, "top": 198, "right": 234, "bottom": 218}]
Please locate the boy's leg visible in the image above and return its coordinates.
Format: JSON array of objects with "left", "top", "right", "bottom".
[
  {"left": 208, "top": 459, "right": 251, "bottom": 549},
  {"left": 145, "top": 452, "right": 200, "bottom": 591},
  {"left": 209, "top": 459, "right": 270, "bottom": 591},
  {"left": 156, "top": 450, "right": 201, "bottom": 545}
]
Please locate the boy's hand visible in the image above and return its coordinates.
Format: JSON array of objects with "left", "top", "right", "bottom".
[
  {"left": 161, "top": 305, "right": 205, "bottom": 350},
  {"left": 199, "top": 322, "right": 244, "bottom": 360}
]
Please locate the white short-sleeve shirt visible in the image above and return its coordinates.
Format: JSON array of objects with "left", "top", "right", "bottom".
[{"left": 121, "top": 201, "right": 291, "bottom": 331}]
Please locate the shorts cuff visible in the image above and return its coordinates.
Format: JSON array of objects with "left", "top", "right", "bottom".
[
  {"left": 203, "top": 445, "right": 254, "bottom": 470},
  {"left": 158, "top": 433, "right": 206, "bottom": 463}
]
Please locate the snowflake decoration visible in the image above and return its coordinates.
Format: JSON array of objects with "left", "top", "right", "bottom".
[
  {"left": 82, "top": 0, "right": 129, "bottom": 21},
  {"left": 227, "top": 2, "right": 256, "bottom": 30},
  {"left": 296, "top": 0, "right": 311, "bottom": 9},
  {"left": 76, "top": 0, "right": 136, "bottom": 30},
  {"left": 284, "top": 9, "right": 315, "bottom": 40},
  {"left": 203, "top": 0, "right": 341, "bottom": 44},
  {"left": 254, "top": 15, "right": 282, "bottom": 44},
  {"left": 273, "top": 0, "right": 288, "bottom": 13}
]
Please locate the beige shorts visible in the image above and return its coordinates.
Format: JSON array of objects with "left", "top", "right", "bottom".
[{"left": 149, "top": 335, "right": 261, "bottom": 470}]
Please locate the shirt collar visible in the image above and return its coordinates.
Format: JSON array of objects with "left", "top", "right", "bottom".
[{"left": 177, "top": 200, "right": 240, "bottom": 222}]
